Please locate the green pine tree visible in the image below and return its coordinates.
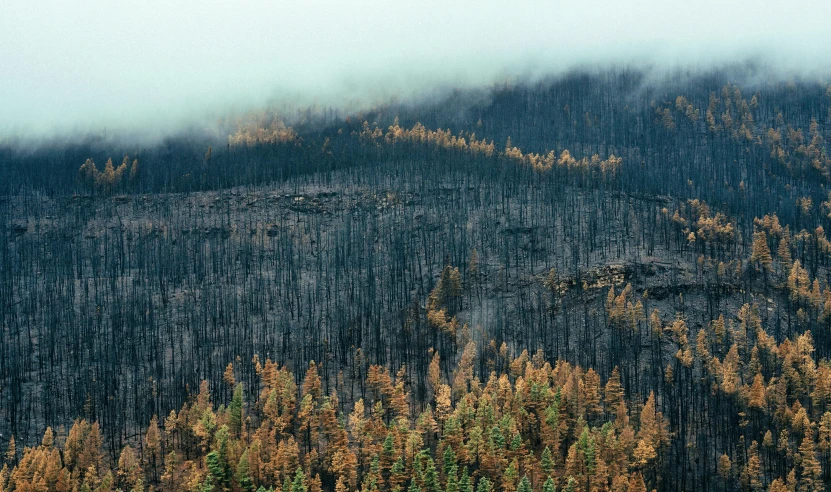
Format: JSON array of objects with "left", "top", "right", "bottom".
[
  {"left": 446, "top": 465, "right": 459, "bottom": 492},
  {"left": 459, "top": 467, "right": 473, "bottom": 492},
  {"left": 510, "top": 434, "right": 522, "bottom": 452},
  {"left": 517, "top": 476, "right": 532, "bottom": 492},
  {"left": 422, "top": 458, "right": 440, "bottom": 492},
  {"left": 475, "top": 477, "right": 493, "bottom": 492},
  {"left": 443, "top": 446, "right": 457, "bottom": 476},
  {"left": 541, "top": 446, "right": 554, "bottom": 476},
  {"left": 229, "top": 384, "right": 244, "bottom": 435},
  {"left": 291, "top": 468, "right": 307, "bottom": 492},
  {"left": 236, "top": 449, "right": 254, "bottom": 491},
  {"left": 206, "top": 451, "right": 230, "bottom": 491}
]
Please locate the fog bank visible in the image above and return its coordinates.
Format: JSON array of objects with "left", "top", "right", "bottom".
[{"left": 1, "top": 0, "right": 829, "bottom": 138}]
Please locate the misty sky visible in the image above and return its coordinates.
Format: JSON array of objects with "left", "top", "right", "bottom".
[{"left": 1, "top": 0, "right": 830, "bottom": 137}]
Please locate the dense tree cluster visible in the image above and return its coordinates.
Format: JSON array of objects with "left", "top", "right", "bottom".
[
  {"left": 78, "top": 156, "right": 139, "bottom": 194},
  {"left": 229, "top": 118, "right": 298, "bottom": 147},
  {"left": 0, "top": 344, "right": 669, "bottom": 492}
]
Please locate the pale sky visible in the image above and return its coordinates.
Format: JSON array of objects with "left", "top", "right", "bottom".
[{"left": 1, "top": 0, "right": 829, "bottom": 137}]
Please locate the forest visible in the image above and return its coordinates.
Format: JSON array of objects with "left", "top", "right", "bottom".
[{"left": 1, "top": 67, "right": 831, "bottom": 491}]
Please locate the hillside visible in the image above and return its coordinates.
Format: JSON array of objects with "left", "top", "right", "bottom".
[{"left": 2, "top": 69, "right": 831, "bottom": 491}]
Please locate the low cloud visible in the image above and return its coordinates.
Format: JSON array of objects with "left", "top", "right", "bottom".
[{"left": 1, "top": 0, "right": 829, "bottom": 139}]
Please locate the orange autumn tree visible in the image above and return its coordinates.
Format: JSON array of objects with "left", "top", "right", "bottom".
[{"left": 2, "top": 344, "right": 663, "bottom": 492}]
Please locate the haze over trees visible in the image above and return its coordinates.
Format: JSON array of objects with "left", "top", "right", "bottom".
[{"left": 2, "top": 67, "right": 831, "bottom": 491}]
